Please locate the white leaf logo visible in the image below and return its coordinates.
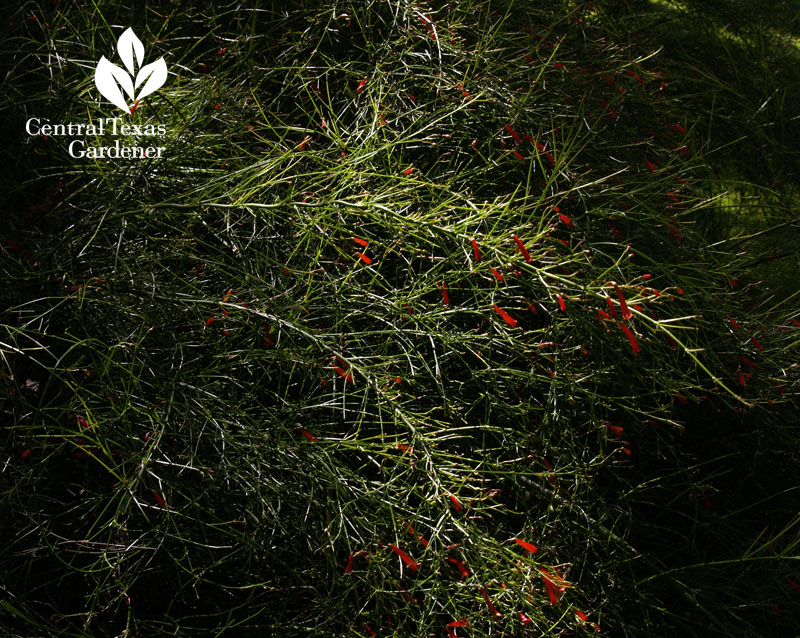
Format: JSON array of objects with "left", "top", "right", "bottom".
[
  {"left": 117, "top": 28, "right": 145, "bottom": 76},
  {"left": 135, "top": 59, "right": 168, "bottom": 101},
  {"left": 94, "top": 28, "right": 167, "bottom": 113},
  {"left": 95, "top": 57, "right": 134, "bottom": 113}
]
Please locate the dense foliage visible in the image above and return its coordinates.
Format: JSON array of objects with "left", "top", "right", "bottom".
[{"left": 1, "top": 1, "right": 798, "bottom": 636}]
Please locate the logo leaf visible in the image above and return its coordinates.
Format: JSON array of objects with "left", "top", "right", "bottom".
[
  {"left": 95, "top": 28, "right": 167, "bottom": 112},
  {"left": 117, "top": 28, "right": 145, "bottom": 76},
  {"left": 95, "top": 56, "right": 135, "bottom": 113},
  {"left": 134, "top": 58, "right": 168, "bottom": 101}
]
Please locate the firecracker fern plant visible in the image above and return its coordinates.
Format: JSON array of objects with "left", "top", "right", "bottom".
[{"left": 1, "top": 1, "right": 798, "bottom": 636}]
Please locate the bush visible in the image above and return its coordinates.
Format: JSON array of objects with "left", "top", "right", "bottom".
[{"left": 1, "top": 2, "right": 798, "bottom": 636}]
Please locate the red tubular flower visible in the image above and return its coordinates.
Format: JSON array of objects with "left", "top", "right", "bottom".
[
  {"left": 559, "top": 213, "right": 574, "bottom": 228},
  {"left": 576, "top": 610, "right": 588, "bottom": 621},
  {"left": 353, "top": 237, "right": 369, "bottom": 247},
  {"left": 446, "top": 557, "right": 469, "bottom": 578},
  {"left": 205, "top": 317, "right": 217, "bottom": 326},
  {"left": 618, "top": 322, "right": 640, "bottom": 354},
  {"left": 645, "top": 159, "right": 658, "bottom": 173},
  {"left": 519, "top": 612, "right": 532, "bottom": 625},
  {"left": 345, "top": 553, "right": 353, "bottom": 573},
  {"left": 613, "top": 283, "right": 633, "bottom": 320},
  {"left": 606, "top": 423, "right": 624, "bottom": 436},
  {"left": 404, "top": 521, "right": 429, "bottom": 547},
  {"left": 388, "top": 544, "right": 419, "bottom": 571},
  {"left": 515, "top": 538, "right": 538, "bottom": 553},
  {"left": 480, "top": 588, "right": 502, "bottom": 617},
  {"left": 450, "top": 494, "right": 462, "bottom": 511},
  {"left": 300, "top": 428, "right": 318, "bottom": 442},
  {"left": 356, "top": 78, "right": 367, "bottom": 94},
  {"left": 539, "top": 568, "right": 559, "bottom": 604},
  {"left": 558, "top": 294, "right": 566, "bottom": 312},
  {"left": 624, "top": 69, "right": 643, "bottom": 83},
  {"left": 752, "top": 336, "right": 763, "bottom": 350},
  {"left": 513, "top": 150, "right": 525, "bottom": 161},
  {"left": 153, "top": 491, "right": 166, "bottom": 507},
  {"left": 21, "top": 449, "right": 31, "bottom": 458},
  {"left": 446, "top": 629, "right": 456, "bottom": 638},
  {"left": 472, "top": 239, "right": 481, "bottom": 262},
  {"left": 504, "top": 124, "right": 523, "bottom": 144},
  {"left": 669, "top": 225, "right": 684, "bottom": 242},
  {"left": 447, "top": 619, "right": 469, "bottom": 628},
  {"left": 397, "top": 584, "right": 418, "bottom": 603},
  {"left": 490, "top": 267, "right": 505, "bottom": 282},
  {"left": 333, "top": 365, "right": 354, "bottom": 384},
  {"left": 737, "top": 369, "right": 746, "bottom": 386},
  {"left": 420, "top": 14, "right": 436, "bottom": 40},
  {"left": 442, "top": 281, "right": 450, "bottom": 306},
  {"left": 493, "top": 305, "right": 518, "bottom": 328},
  {"left": 740, "top": 356, "right": 758, "bottom": 370},
  {"left": 364, "top": 624, "right": 375, "bottom": 637},
  {"left": 606, "top": 296, "right": 618, "bottom": 319},
  {"left": 542, "top": 458, "right": 557, "bottom": 485},
  {"left": 356, "top": 252, "right": 372, "bottom": 265},
  {"left": 512, "top": 234, "right": 532, "bottom": 262},
  {"left": 533, "top": 139, "right": 555, "bottom": 163},
  {"left": 402, "top": 166, "right": 414, "bottom": 175}
]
